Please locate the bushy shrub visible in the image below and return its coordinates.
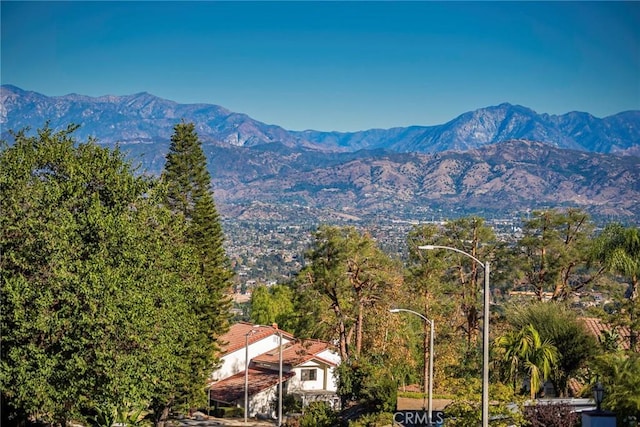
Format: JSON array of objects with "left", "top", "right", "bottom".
[
  {"left": 444, "top": 400, "right": 524, "bottom": 427},
  {"left": 348, "top": 412, "right": 393, "bottom": 427},
  {"left": 337, "top": 360, "right": 397, "bottom": 412},
  {"left": 298, "top": 402, "right": 338, "bottom": 427},
  {"left": 523, "top": 403, "right": 579, "bottom": 427}
]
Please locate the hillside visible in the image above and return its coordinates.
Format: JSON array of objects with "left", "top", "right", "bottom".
[{"left": 2, "top": 85, "right": 639, "bottom": 223}]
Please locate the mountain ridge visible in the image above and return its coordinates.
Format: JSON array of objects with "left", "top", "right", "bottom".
[
  {"left": 2, "top": 85, "right": 639, "bottom": 223},
  {"left": 2, "top": 84, "right": 638, "bottom": 155}
]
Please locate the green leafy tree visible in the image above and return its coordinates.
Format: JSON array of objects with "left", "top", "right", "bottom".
[
  {"left": 250, "top": 284, "right": 295, "bottom": 326},
  {"left": 0, "top": 125, "right": 208, "bottom": 426},
  {"left": 402, "top": 218, "right": 504, "bottom": 399},
  {"left": 591, "top": 223, "right": 640, "bottom": 351},
  {"left": 593, "top": 353, "right": 640, "bottom": 422},
  {"left": 293, "top": 225, "right": 402, "bottom": 411},
  {"left": 434, "top": 217, "right": 496, "bottom": 348},
  {"left": 494, "top": 324, "right": 559, "bottom": 398},
  {"left": 509, "top": 302, "right": 598, "bottom": 397},
  {"left": 294, "top": 225, "right": 401, "bottom": 361},
  {"left": 399, "top": 224, "right": 457, "bottom": 401}
]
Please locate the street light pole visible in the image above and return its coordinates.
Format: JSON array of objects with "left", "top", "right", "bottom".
[
  {"left": 244, "top": 325, "right": 284, "bottom": 425},
  {"left": 418, "top": 245, "right": 490, "bottom": 427},
  {"left": 244, "top": 331, "right": 251, "bottom": 424},
  {"left": 244, "top": 324, "right": 282, "bottom": 427},
  {"left": 277, "top": 329, "right": 283, "bottom": 427},
  {"left": 390, "top": 308, "right": 435, "bottom": 426}
]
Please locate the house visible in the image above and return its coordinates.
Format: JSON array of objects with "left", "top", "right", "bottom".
[
  {"left": 207, "top": 322, "right": 341, "bottom": 418},
  {"left": 579, "top": 316, "right": 634, "bottom": 351},
  {"left": 252, "top": 339, "right": 341, "bottom": 409}
]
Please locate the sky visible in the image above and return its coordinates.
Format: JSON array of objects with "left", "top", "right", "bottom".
[{"left": 1, "top": 1, "right": 639, "bottom": 132}]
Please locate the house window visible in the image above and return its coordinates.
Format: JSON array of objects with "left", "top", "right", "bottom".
[{"left": 301, "top": 368, "right": 317, "bottom": 381}]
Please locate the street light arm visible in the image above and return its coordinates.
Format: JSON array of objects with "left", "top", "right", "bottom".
[
  {"left": 389, "top": 308, "right": 431, "bottom": 324},
  {"left": 418, "top": 244, "right": 491, "bottom": 427},
  {"left": 390, "top": 307, "right": 435, "bottom": 426},
  {"left": 418, "top": 245, "right": 486, "bottom": 267}
]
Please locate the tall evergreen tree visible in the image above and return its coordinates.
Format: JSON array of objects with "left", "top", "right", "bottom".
[{"left": 161, "top": 122, "right": 233, "bottom": 376}]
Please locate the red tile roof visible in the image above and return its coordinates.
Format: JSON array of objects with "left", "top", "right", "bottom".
[
  {"left": 218, "top": 322, "right": 294, "bottom": 355},
  {"left": 208, "top": 367, "right": 295, "bottom": 404},
  {"left": 253, "top": 339, "right": 338, "bottom": 367},
  {"left": 578, "top": 317, "right": 632, "bottom": 351}
]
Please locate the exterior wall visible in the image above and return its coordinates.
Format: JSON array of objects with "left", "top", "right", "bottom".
[
  {"left": 211, "top": 334, "right": 291, "bottom": 381},
  {"left": 325, "top": 365, "right": 338, "bottom": 392},
  {"left": 317, "top": 348, "right": 341, "bottom": 366},
  {"left": 249, "top": 386, "right": 277, "bottom": 418},
  {"left": 288, "top": 359, "right": 336, "bottom": 392}
]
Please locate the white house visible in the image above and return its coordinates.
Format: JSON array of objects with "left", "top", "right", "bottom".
[{"left": 207, "top": 322, "right": 341, "bottom": 418}]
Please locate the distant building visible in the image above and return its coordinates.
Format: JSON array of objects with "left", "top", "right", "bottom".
[{"left": 207, "top": 322, "right": 341, "bottom": 418}]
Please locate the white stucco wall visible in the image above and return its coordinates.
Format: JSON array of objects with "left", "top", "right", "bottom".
[
  {"left": 317, "top": 348, "right": 341, "bottom": 366},
  {"left": 248, "top": 386, "right": 278, "bottom": 418},
  {"left": 212, "top": 334, "right": 292, "bottom": 381},
  {"left": 288, "top": 359, "right": 337, "bottom": 392}
]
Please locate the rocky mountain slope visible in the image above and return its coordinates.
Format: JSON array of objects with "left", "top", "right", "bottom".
[
  {"left": 2, "top": 85, "right": 639, "bottom": 223},
  {"left": 210, "top": 140, "right": 640, "bottom": 222},
  {"left": 2, "top": 85, "right": 638, "bottom": 155}
]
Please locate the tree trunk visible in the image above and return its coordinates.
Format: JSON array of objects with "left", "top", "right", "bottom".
[
  {"left": 355, "top": 302, "right": 364, "bottom": 357},
  {"left": 155, "top": 405, "right": 171, "bottom": 427},
  {"left": 333, "top": 303, "right": 349, "bottom": 360}
]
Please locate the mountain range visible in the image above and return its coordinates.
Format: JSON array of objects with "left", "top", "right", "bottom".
[{"left": 1, "top": 84, "right": 639, "bottom": 224}]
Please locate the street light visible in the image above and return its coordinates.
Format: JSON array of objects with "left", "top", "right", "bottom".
[
  {"left": 244, "top": 329, "right": 257, "bottom": 424},
  {"left": 594, "top": 382, "right": 604, "bottom": 412},
  {"left": 418, "top": 245, "right": 490, "bottom": 427},
  {"left": 274, "top": 327, "right": 284, "bottom": 427},
  {"left": 390, "top": 308, "right": 435, "bottom": 426}
]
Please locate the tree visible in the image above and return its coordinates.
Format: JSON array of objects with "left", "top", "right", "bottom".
[
  {"left": 509, "top": 302, "right": 598, "bottom": 397},
  {"left": 591, "top": 223, "right": 640, "bottom": 351},
  {"left": 160, "top": 122, "right": 233, "bottom": 420},
  {"left": 295, "top": 225, "right": 401, "bottom": 362},
  {"left": 515, "top": 209, "right": 600, "bottom": 300},
  {"left": 494, "top": 324, "right": 559, "bottom": 398},
  {"left": 400, "top": 218, "right": 508, "bottom": 402},
  {"left": 0, "top": 125, "right": 209, "bottom": 426},
  {"left": 593, "top": 353, "right": 640, "bottom": 422},
  {"left": 293, "top": 225, "right": 403, "bottom": 410},
  {"left": 250, "top": 284, "right": 295, "bottom": 326},
  {"left": 438, "top": 217, "right": 497, "bottom": 347},
  {"left": 403, "top": 224, "right": 456, "bottom": 399}
]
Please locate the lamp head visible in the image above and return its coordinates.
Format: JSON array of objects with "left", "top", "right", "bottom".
[
  {"left": 594, "top": 382, "right": 604, "bottom": 407},
  {"left": 418, "top": 245, "right": 435, "bottom": 250},
  {"left": 389, "top": 309, "right": 401, "bottom": 313}
]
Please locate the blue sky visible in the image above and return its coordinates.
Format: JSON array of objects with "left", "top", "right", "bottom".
[{"left": 2, "top": 1, "right": 639, "bottom": 132}]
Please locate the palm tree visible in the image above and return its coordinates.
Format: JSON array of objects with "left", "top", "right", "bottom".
[
  {"left": 495, "top": 324, "right": 559, "bottom": 399},
  {"left": 595, "top": 353, "right": 640, "bottom": 421},
  {"left": 591, "top": 224, "right": 640, "bottom": 351}
]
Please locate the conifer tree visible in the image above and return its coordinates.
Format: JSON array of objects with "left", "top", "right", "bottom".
[{"left": 162, "top": 121, "right": 233, "bottom": 354}]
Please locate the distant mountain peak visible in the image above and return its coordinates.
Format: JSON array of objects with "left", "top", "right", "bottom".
[
  {"left": 1, "top": 84, "right": 639, "bottom": 223},
  {"left": 1, "top": 84, "right": 638, "bottom": 155}
]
